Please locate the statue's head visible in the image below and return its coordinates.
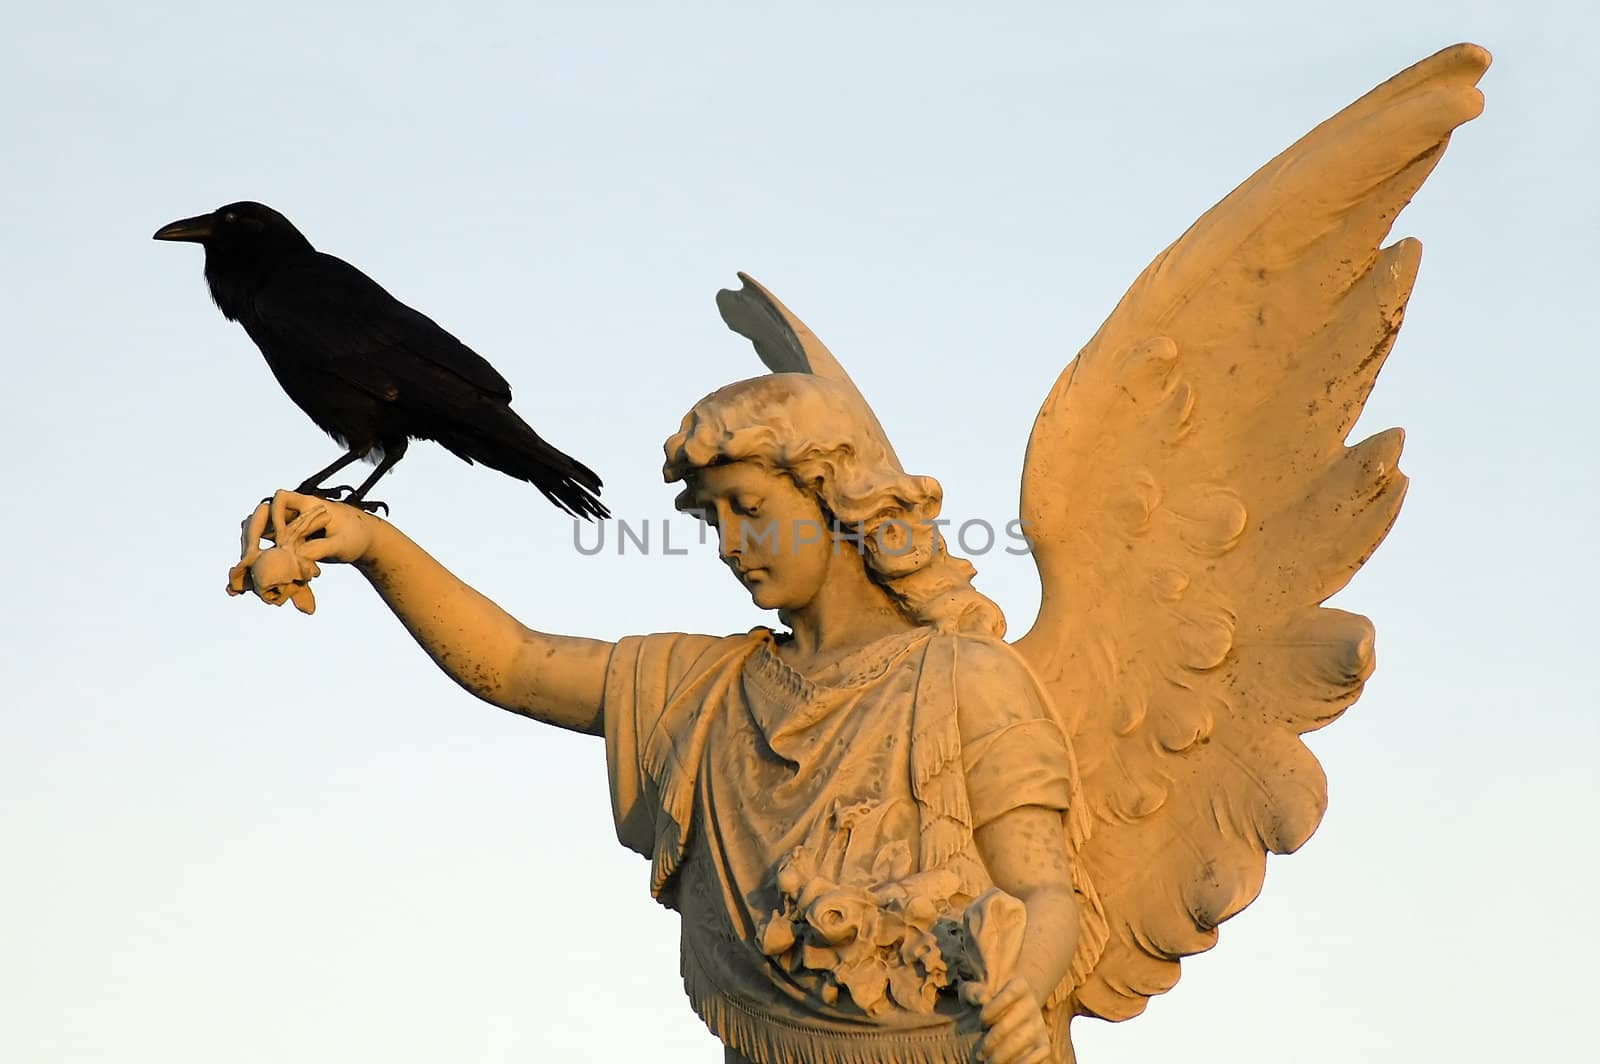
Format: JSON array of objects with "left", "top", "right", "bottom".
[{"left": 663, "top": 373, "right": 1004, "bottom": 636}]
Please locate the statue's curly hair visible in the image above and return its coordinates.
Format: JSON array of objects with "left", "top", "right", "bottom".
[{"left": 663, "top": 374, "right": 1005, "bottom": 637}]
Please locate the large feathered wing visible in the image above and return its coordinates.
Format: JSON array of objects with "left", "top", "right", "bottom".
[{"left": 1011, "top": 44, "right": 1489, "bottom": 1023}]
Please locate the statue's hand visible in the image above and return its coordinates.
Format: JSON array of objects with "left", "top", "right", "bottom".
[
  {"left": 967, "top": 976, "right": 1052, "bottom": 1064},
  {"left": 262, "top": 489, "right": 381, "bottom": 567},
  {"left": 227, "top": 491, "right": 386, "bottom": 612}
]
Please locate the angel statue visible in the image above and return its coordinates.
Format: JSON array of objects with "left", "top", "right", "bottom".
[{"left": 231, "top": 44, "right": 1488, "bottom": 1064}]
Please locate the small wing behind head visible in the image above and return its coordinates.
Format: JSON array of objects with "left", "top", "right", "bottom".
[
  {"left": 1010, "top": 44, "right": 1489, "bottom": 1023},
  {"left": 716, "top": 272, "right": 905, "bottom": 472}
]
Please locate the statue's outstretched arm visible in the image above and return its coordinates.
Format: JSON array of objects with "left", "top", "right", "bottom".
[{"left": 265, "top": 490, "right": 610, "bottom": 735}]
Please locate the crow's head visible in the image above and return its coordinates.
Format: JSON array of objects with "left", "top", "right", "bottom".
[
  {"left": 153, "top": 201, "right": 313, "bottom": 260},
  {"left": 155, "top": 201, "right": 316, "bottom": 317}
]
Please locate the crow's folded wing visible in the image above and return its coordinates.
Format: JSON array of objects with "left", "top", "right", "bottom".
[{"left": 252, "top": 253, "right": 513, "bottom": 405}]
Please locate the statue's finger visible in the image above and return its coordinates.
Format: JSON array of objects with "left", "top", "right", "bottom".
[
  {"left": 286, "top": 505, "right": 330, "bottom": 538},
  {"left": 979, "top": 996, "right": 1031, "bottom": 1044},
  {"left": 980, "top": 1021, "right": 1047, "bottom": 1064},
  {"left": 240, "top": 502, "right": 271, "bottom": 550},
  {"left": 268, "top": 491, "right": 301, "bottom": 540},
  {"left": 979, "top": 979, "right": 1028, "bottom": 1026},
  {"left": 270, "top": 489, "right": 324, "bottom": 533},
  {"left": 296, "top": 536, "right": 340, "bottom": 564}
]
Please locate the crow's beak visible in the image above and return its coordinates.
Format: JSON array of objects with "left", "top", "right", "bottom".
[{"left": 152, "top": 213, "right": 214, "bottom": 242}]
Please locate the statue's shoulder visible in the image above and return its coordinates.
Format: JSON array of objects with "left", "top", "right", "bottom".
[
  {"left": 930, "top": 630, "right": 1036, "bottom": 688},
  {"left": 621, "top": 627, "right": 766, "bottom": 658},
  {"left": 609, "top": 629, "right": 766, "bottom": 701},
  {"left": 925, "top": 631, "right": 1056, "bottom": 734}
]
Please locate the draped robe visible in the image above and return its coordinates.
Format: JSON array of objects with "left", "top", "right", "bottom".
[{"left": 603, "top": 627, "right": 1073, "bottom": 1064}]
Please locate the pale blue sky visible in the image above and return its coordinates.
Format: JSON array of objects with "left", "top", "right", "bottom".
[{"left": 2, "top": 2, "right": 1595, "bottom": 1062}]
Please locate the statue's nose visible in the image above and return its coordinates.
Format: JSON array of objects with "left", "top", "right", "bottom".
[{"left": 715, "top": 520, "right": 740, "bottom": 562}]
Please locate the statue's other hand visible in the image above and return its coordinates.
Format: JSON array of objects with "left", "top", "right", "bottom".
[
  {"left": 971, "top": 977, "right": 1052, "bottom": 1064},
  {"left": 264, "top": 489, "right": 381, "bottom": 567}
]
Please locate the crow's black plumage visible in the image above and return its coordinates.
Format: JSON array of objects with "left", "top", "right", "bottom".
[{"left": 154, "top": 201, "right": 608, "bottom": 518}]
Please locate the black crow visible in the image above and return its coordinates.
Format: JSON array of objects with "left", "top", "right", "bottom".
[{"left": 154, "top": 201, "right": 608, "bottom": 519}]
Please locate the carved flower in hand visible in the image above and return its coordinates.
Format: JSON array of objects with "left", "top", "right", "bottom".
[
  {"left": 887, "top": 949, "right": 942, "bottom": 1014},
  {"left": 247, "top": 548, "right": 320, "bottom": 612},
  {"left": 901, "top": 894, "right": 940, "bottom": 932},
  {"left": 761, "top": 846, "right": 977, "bottom": 1018},
  {"left": 805, "top": 889, "right": 881, "bottom": 959},
  {"left": 226, "top": 500, "right": 324, "bottom": 615},
  {"left": 901, "top": 928, "right": 948, "bottom": 985},
  {"left": 873, "top": 908, "right": 908, "bottom": 948},
  {"left": 758, "top": 911, "right": 796, "bottom": 957},
  {"left": 835, "top": 955, "right": 892, "bottom": 1017},
  {"left": 802, "top": 942, "right": 841, "bottom": 972},
  {"left": 775, "top": 848, "right": 819, "bottom": 900}
]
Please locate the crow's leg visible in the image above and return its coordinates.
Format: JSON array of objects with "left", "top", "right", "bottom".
[
  {"left": 295, "top": 450, "right": 365, "bottom": 498},
  {"left": 342, "top": 440, "right": 408, "bottom": 515}
]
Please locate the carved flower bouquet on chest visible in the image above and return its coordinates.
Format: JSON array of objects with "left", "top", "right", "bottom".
[{"left": 758, "top": 845, "right": 1026, "bottom": 1021}]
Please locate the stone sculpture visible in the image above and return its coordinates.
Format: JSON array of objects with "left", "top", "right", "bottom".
[{"left": 226, "top": 44, "right": 1489, "bottom": 1063}]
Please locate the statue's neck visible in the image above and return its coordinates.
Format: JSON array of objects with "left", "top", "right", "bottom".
[{"left": 777, "top": 567, "right": 911, "bottom": 672}]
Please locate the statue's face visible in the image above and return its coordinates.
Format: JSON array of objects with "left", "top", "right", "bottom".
[{"left": 690, "top": 460, "right": 836, "bottom": 612}]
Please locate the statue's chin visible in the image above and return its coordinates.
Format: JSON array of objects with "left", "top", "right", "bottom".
[{"left": 745, "top": 581, "right": 790, "bottom": 613}]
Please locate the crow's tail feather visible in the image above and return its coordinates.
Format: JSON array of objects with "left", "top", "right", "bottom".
[{"left": 445, "top": 405, "right": 610, "bottom": 520}]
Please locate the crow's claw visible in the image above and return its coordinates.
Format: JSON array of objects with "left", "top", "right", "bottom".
[
  {"left": 292, "top": 484, "right": 357, "bottom": 501},
  {"left": 271, "top": 484, "right": 385, "bottom": 514}
]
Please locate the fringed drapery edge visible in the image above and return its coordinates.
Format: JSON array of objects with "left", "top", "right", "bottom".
[
  {"left": 643, "top": 636, "right": 766, "bottom": 899},
  {"left": 910, "top": 636, "right": 977, "bottom": 877},
  {"left": 682, "top": 945, "right": 977, "bottom": 1064}
]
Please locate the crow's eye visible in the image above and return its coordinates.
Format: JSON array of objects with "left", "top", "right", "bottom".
[{"left": 224, "top": 212, "right": 237, "bottom": 223}]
